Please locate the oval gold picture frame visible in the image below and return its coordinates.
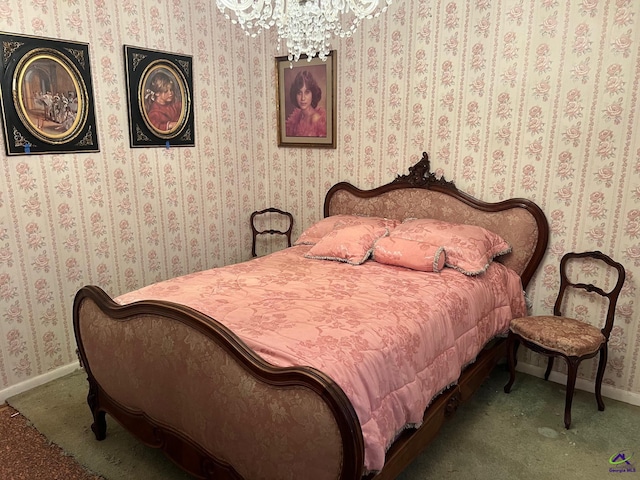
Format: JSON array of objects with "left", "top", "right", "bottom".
[
  {"left": 13, "top": 48, "right": 88, "bottom": 145},
  {"left": 138, "top": 61, "right": 188, "bottom": 139}
]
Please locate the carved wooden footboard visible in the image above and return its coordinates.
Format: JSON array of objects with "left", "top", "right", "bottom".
[
  {"left": 74, "top": 286, "right": 364, "bottom": 479},
  {"left": 73, "top": 153, "right": 549, "bottom": 479}
]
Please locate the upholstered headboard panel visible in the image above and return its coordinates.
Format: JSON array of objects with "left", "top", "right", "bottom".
[{"left": 324, "top": 153, "right": 549, "bottom": 288}]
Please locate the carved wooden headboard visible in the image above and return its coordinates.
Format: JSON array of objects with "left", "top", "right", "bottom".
[{"left": 324, "top": 152, "right": 549, "bottom": 288}]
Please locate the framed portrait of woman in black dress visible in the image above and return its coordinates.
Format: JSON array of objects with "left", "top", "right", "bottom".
[{"left": 276, "top": 52, "right": 336, "bottom": 148}]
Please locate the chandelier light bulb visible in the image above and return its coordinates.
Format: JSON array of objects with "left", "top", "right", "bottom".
[{"left": 216, "top": 0, "right": 392, "bottom": 62}]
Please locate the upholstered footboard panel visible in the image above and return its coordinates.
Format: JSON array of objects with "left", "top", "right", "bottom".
[{"left": 74, "top": 287, "right": 364, "bottom": 480}]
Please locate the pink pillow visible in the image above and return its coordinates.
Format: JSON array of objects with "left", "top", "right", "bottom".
[
  {"left": 294, "top": 215, "right": 399, "bottom": 245},
  {"left": 391, "top": 218, "right": 511, "bottom": 275},
  {"left": 304, "top": 224, "right": 389, "bottom": 265},
  {"left": 373, "top": 237, "right": 446, "bottom": 272}
]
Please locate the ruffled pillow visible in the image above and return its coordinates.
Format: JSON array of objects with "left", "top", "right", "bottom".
[
  {"left": 294, "top": 215, "right": 399, "bottom": 245},
  {"left": 304, "top": 224, "right": 389, "bottom": 265},
  {"left": 390, "top": 218, "right": 511, "bottom": 275},
  {"left": 373, "top": 237, "right": 446, "bottom": 272}
]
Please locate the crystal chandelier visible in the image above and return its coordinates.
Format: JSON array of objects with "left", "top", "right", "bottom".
[{"left": 216, "top": 0, "right": 393, "bottom": 62}]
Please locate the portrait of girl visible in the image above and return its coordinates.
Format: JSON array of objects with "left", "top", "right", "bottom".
[{"left": 142, "top": 69, "right": 184, "bottom": 133}]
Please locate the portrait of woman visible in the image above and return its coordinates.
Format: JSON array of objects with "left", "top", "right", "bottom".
[
  {"left": 285, "top": 70, "right": 327, "bottom": 138},
  {"left": 276, "top": 52, "right": 335, "bottom": 148},
  {"left": 142, "top": 68, "right": 184, "bottom": 134}
]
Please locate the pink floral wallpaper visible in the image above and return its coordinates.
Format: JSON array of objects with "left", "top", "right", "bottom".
[{"left": 0, "top": 0, "right": 638, "bottom": 405}]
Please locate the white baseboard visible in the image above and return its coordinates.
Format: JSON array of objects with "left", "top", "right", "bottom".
[
  {"left": 515, "top": 362, "right": 640, "bottom": 407},
  {"left": 0, "top": 361, "right": 81, "bottom": 404}
]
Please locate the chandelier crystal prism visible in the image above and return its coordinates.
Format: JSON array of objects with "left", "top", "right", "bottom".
[{"left": 216, "top": 0, "right": 393, "bottom": 62}]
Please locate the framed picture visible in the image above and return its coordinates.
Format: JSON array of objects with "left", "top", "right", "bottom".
[
  {"left": 124, "top": 45, "right": 194, "bottom": 148},
  {"left": 276, "top": 51, "right": 336, "bottom": 148},
  {"left": 0, "top": 32, "right": 99, "bottom": 155}
]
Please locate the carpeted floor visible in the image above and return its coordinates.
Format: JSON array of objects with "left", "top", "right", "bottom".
[
  {"left": 398, "top": 369, "right": 640, "bottom": 480},
  {"left": 6, "top": 369, "right": 191, "bottom": 480},
  {"left": 0, "top": 403, "right": 102, "bottom": 480},
  {"left": 4, "top": 366, "right": 640, "bottom": 479}
]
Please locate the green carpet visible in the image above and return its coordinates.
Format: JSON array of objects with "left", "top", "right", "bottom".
[
  {"left": 8, "top": 369, "right": 190, "bottom": 480},
  {"left": 7, "top": 367, "right": 640, "bottom": 479},
  {"left": 398, "top": 369, "right": 640, "bottom": 480}
]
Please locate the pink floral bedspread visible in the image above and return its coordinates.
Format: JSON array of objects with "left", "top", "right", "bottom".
[{"left": 116, "top": 245, "right": 526, "bottom": 472}]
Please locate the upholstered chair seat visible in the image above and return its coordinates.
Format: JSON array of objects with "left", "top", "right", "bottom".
[{"left": 509, "top": 316, "right": 606, "bottom": 357}]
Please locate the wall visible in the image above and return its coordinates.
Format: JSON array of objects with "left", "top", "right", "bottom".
[{"left": 0, "top": 0, "right": 639, "bottom": 404}]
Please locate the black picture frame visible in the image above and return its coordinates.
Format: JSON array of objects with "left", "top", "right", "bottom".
[
  {"left": 124, "top": 45, "right": 194, "bottom": 148},
  {"left": 0, "top": 32, "right": 99, "bottom": 155},
  {"left": 276, "top": 51, "right": 336, "bottom": 148}
]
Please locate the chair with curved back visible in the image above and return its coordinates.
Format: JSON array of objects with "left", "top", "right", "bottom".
[
  {"left": 250, "top": 207, "right": 293, "bottom": 257},
  {"left": 504, "top": 251, "right": 626, "bottom": 429}
]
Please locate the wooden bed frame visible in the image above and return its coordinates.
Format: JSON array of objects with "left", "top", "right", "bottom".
[{"left": 73, "top": 152, "right": 549, "bottom": 480}]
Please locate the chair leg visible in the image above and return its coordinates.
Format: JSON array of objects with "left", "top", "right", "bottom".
[
  {"left": 544, "top": 356, "right": 554, "bottom": 380},
  {"left": 595, "top": 345, "right": 608, "bottom": 411},
  {"left": 504, "top": 333, "right": 519, "bottom": 393},
  {"left": 563, "top": 358, "right": 580, "bottom": 429}
]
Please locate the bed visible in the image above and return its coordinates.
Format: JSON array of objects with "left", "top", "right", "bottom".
[{"left": 73, "top": 152, "right": 549, "bottom": 480}]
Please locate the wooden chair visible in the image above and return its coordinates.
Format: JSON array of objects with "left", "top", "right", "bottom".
[
  {"left": 504, "top": 251, "right": 626, "bottom": 429},
  {"left": 250, "top": 208, "right": 293, "bottom": 257}
]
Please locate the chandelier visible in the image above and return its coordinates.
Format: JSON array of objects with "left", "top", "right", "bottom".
[{"left": 216, "top": 0, "right": 393, "bottom": 62}]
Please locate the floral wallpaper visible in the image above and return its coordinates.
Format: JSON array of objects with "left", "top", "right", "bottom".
[{"left": 0, "top": 0, "right": 639, "bottom": 406}]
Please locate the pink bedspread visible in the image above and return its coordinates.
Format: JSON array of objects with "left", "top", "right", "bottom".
[{"left": 116, "top": 245, "right": 526, "bottom": 472}]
